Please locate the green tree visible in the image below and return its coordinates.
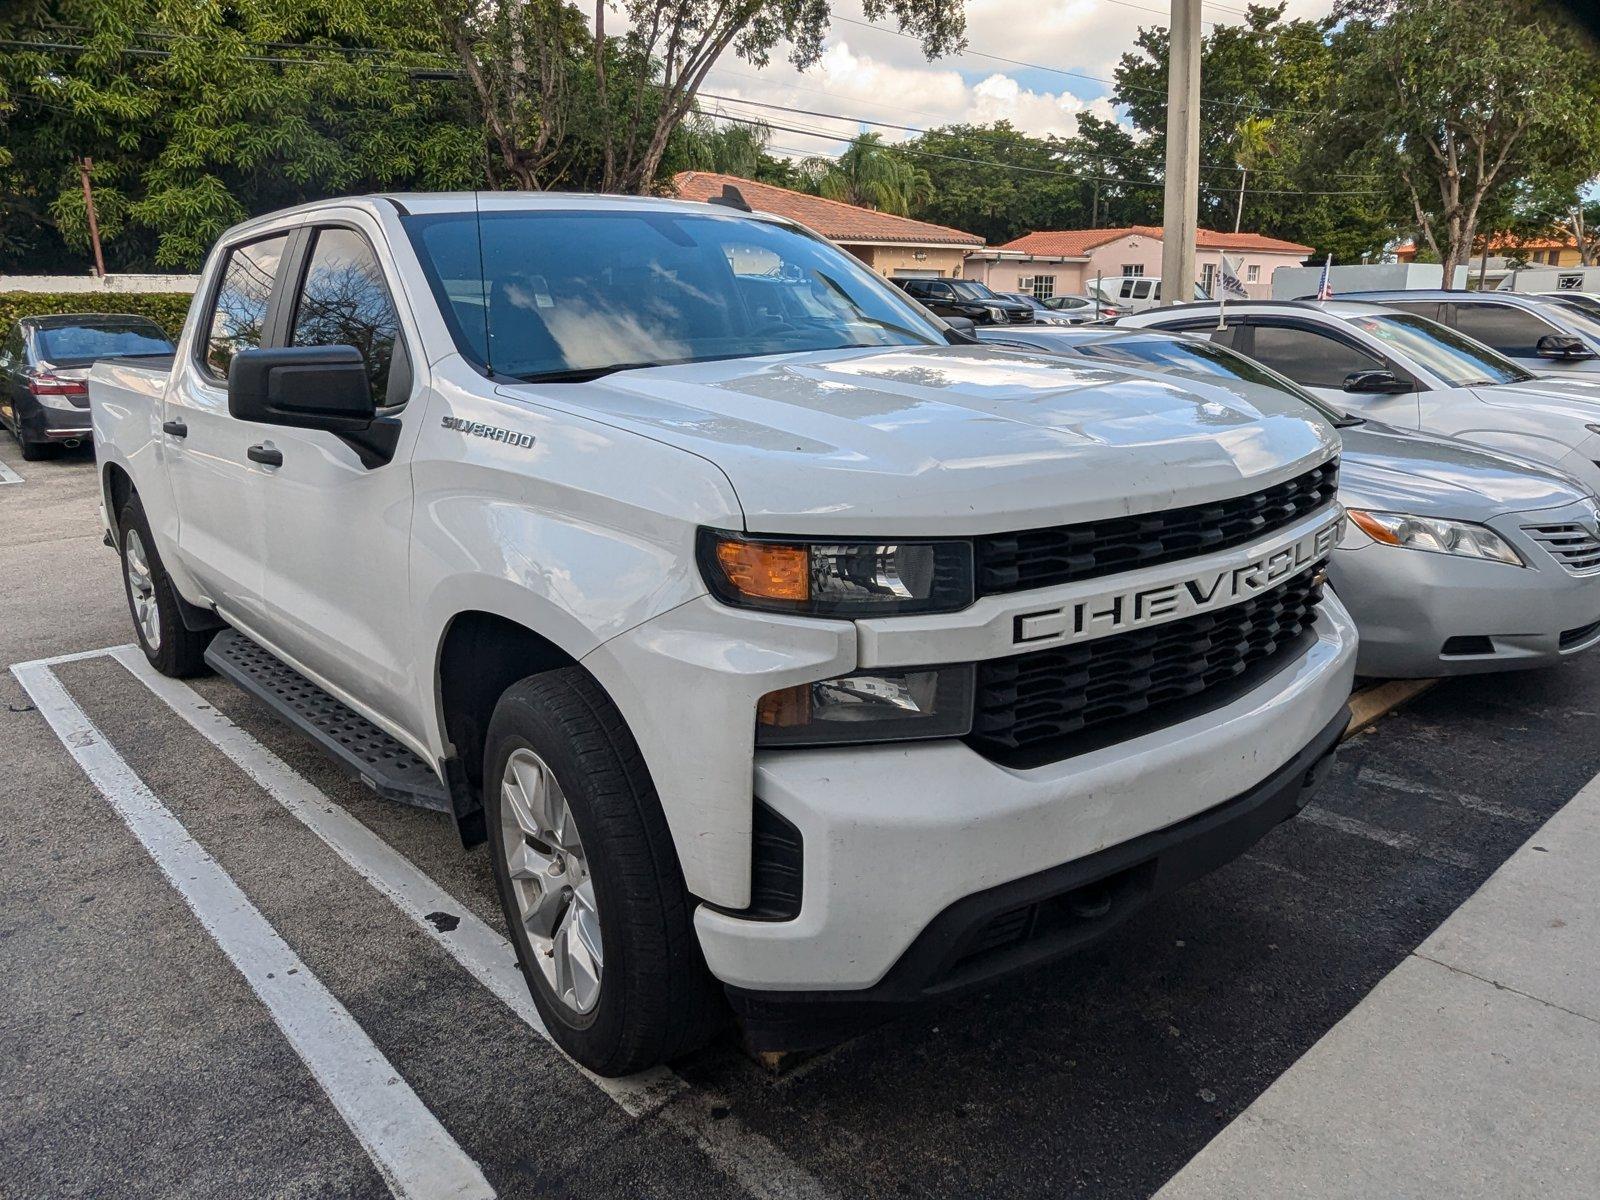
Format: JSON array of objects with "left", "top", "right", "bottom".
[
  {"left": 1, "top": 0, "right": 478, "bottom": 271},
  {"left": 1331, "top": 0, "right": 1600, "bottom": 281},
  {"left": 800, "top": 132, "right": 932, "bottom": 216}
]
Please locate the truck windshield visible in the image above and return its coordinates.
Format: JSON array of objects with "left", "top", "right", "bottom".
[
  {"left": 948, "top": 280, "right": 1000, "bottom": 301},
  {"left": 1075, "top": 334, "right": 1361, "bottom": 426},
  {"left": 402, "top": 208, "right": 947, "bottom": 381},
  {"left": 1346, "top": 312, "right": 1534, "bottom": 387},
  {"left": 35, "top": 320, "right": 173, "bottom": 366}
]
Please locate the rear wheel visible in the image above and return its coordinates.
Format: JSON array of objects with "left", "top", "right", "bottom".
[
  {"left": 485, "top": 668, "right": 724, "bottom": 1076},
  {"left": 117, "top": 494, "right": 214, "bottom": 677}
]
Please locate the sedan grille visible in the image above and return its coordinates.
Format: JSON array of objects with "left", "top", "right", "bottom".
[
  {"left": 974, "top": 461, "right": 1338, "bottom": 597},
  {"left": 969, "top": 567, "right": 1325, "bottom": 767},
  {"left": 1522, "top": 522, "right": 1600, "bottom": 575}
]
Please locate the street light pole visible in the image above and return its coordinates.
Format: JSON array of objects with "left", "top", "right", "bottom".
[
  {"left": 79, "top": 157, "right": 107, "bottom": 278},
  {"left": 1160, "top": 0, "right": 1202, "bottom": 307}
]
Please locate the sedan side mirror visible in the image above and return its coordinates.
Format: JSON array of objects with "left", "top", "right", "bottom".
[
  {"left": 228, "top": 345, "right": 375, "bottom": 432},
  {"left": 1536, "top": 334, "right": 1596, "bottom": 361},
  {"left": 1343, "top": 369, "right": 1413, "bottom": 395}
]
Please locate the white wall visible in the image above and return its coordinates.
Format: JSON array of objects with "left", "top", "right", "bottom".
[
  {"left": 0, "top": 274, "right": 200, "bottom": 294},
  {"left": 1270, "top": 262, "right": 1468, "bottom": 299}
]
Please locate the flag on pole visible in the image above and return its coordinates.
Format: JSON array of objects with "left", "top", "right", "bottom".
[
  {"left": 1218, "top": 254, "right": 1250, "bottom": 300},
  {"left": 1315, "top": 253, "right": 1334, "bottom": 300}
]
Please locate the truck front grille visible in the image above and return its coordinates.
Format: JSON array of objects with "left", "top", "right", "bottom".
[
  {"left": 968, "top": 567, "right": 1325, "bottom": 767},
  {"left": 973, "top": 461, "right": 1338, "bottom": 597}
]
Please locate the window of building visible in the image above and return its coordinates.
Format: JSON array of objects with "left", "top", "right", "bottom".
[
  {"left": 1020, "top": 274, "right": 1056, "bottom": 299},
  {"left": 1200, "top": 264, "right": 1217, "bottom": 292},
  {"left": 1121, "top": 264, "right": 1144, "bottom": 277},
  {"left": 1246, "top": 264, "right": 1261, "bottom": 283},
  {"left": 204, "top": 234, "right": 289, "bottom": 380}
]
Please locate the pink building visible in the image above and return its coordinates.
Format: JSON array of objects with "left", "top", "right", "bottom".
[{"left": 963, "top": 225, "right": 1314, "bottom": 301}]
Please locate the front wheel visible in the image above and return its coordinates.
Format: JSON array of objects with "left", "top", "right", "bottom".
[
  {"left": 117, "top": 494, "right": 214, "bottom": 677},
  {"left": 485, "top": 668, "right": 724, "bottom": 1076}
]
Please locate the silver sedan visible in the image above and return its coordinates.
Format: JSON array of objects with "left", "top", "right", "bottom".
[{"left": 977, "top": 324, "right": 1600, "bottom": 677}]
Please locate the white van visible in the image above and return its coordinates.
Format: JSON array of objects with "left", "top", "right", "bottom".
[{"left": 1088, "top": 276, "right": 1210, "bottom": 313}]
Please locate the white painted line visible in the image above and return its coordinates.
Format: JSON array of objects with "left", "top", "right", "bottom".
[
  {"left": 112, "top": 647, "right": 840, "bottom": 1200},
  {"left": 1356, "top": 766, "right": 1541, "bottom": 825},
  {"left": 10, "top": 642, "right": 137, "bottom": 672},
  {"left": 0, "top": 459, "right": 22, "bottom": 485},
  {"left": 13, "top": 660, "right": 495, "bottom": 1200},
  {"left": 1300, "top": 804, "right": 1476, "bottom": 870},
  {"left": 111, "top": 646, "right": 678, "bottom": 1116}
]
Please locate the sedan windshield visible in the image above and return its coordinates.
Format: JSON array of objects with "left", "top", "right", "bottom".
[
  {"left": 1075, "top": 335, "right": 1360, "bottom": 425},
  {"left": 1346, "top": 312, "right": 1534, "bottom": 387},
  {"left": 35, "top": 320, "right": 173, "bottom": 366},
  {"left": 402, "top": 209, "right": 946, "bottom": 381}
]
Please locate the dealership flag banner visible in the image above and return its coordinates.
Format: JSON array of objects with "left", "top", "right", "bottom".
[
  {"left": 1316, "top": 253, "right": 1334, "bottom": 300},
  {"left": 1219, "top": 255, "right": 1250, "bottom": 299}
]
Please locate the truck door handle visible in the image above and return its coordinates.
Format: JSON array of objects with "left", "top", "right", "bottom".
[
  {"left": 162, "top": 419, "right": 188, "bottom": 438},
  {"left": 247, "top": 443, "right": 283, "bottom": 467}
]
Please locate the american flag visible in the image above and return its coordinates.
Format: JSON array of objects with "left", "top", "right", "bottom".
[{"left": 1315, "top": 253, "right": 1334, "bottom": 300}]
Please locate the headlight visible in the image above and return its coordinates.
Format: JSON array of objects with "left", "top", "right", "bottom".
[
  {"left": 756, "top": 665, "right": 975, "bottom": 747},
  {"left": 1345, "top": 509, "right": 1523, "bottom": 566},
  {"left": 985, "top": 305, "right": 1007, "bottom": 322},
  {"left": 698, "top": 530, "right": 974, "bottom": 615}
]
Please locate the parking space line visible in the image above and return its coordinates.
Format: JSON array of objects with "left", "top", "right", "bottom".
[
  {"left": 12, "top": 660, "right": 497, "bottom": 1200},
  {"left": 109, "top": 648, "right": 841, "bottom": 1200},
  {"left": 0, "top": 459, "right": 22, "bottom": 485},
  {"left": 110, "top": 646, "right": 681, "bottom": 1117},
  {"left": 1299, "top": 803, "right": 1477, "bottom": 869}
]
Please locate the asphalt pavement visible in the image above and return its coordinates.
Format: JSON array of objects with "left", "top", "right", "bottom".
[{"left": 4, "top": 437, "right": 1599, "bottom": 1199}]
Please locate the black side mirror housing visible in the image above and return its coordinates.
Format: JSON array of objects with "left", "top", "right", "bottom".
[
  {"left": 943, "top": 315, "right": 979, "bottom": 344},
  {"left": 228, "top": 345, "right": 375, "bottom": 432},
  {"left": 1343, "top": 368, "right": 1412, "bottom": 394},
  {"left": 1536, "top": 333, "right": 1596, "bottom": 361}
]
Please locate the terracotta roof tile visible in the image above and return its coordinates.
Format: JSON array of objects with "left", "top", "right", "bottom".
[
  {"left": 998, "top": 225, "right": 1314, "bottom": 257},
  {"left": 671, "top": 172, "right": 985, "bottom": 246}
]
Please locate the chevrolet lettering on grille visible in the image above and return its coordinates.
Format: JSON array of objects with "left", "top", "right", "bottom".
[{"left": 1013, "top": 517, "right": 1340, "bottom": 647}]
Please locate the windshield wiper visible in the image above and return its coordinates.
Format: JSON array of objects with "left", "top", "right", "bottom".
[
  {"left": 511, "top": 361, "right": 664, "bottom": 384},
  {"left": 1332, "top": 412, "right": 1366, "bottom": 427}
]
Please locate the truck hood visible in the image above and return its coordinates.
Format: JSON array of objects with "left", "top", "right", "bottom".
[
  {"left": 1475, "top": 374, "right": 1600, "bottom": 419},
  {"left": 499, "top": 345, "right": 1338, "bottom": 536},
  {"left": 1339, "top": 421, "right": 1590, "bottom": 519}
]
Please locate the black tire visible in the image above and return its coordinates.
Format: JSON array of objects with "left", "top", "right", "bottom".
[
  {"left": 485, "top": 667, "right": 725, "bottom": 1076},
  {"left": 117, "top": 494, "right": 214, "bottom": 678}
]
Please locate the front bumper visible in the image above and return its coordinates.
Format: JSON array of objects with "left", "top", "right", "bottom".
[
  {"left": 1332, "top": 503, "right": 1600, "bottom": 677},
  {"left": 694, "top": 596, "right": 1357, "bottom": 994}
]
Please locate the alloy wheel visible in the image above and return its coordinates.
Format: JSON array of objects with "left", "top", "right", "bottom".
[{"left": 124, "top": 528, "right": 161, "bottom": 651}]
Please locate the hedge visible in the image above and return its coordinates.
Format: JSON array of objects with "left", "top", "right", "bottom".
[{"left": 0, "top": 292, "right": 194, "bottom": 339}]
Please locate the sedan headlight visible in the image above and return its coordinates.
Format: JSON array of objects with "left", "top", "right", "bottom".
[
  {"left": 698, "top": 530, "right": 974, "bottom": 615},
  {"left": 756, "top": 665, "right": 975, "bottom": 747},
  {"left": 1345, "top": 509, "right": 1523, "bottom": 566}
]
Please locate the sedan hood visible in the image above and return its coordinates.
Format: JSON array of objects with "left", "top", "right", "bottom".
[
  {"left": 1339, "top": 421, "right": 1591, "bottom": 518},
  {"left": 500, "top": 345, "right": 1338, "bottom": 536}
]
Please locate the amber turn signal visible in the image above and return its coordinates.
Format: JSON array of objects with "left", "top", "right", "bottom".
[{"left": 713, "top": 539, "right": 810, "bottom": 602}]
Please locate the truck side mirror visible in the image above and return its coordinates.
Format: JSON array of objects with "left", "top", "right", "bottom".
[
  {"left": 1536, "top": 333, "right": 1596, "bottom": 361},
  {"left": 1343, "top": 369, "right": 1412, "bottom": 395},
  {"left": 943, "top": 315, "right": 978, "bottom": 344},
  {"left": 228, "top": 345, "right": 375, "bottom": 432}
]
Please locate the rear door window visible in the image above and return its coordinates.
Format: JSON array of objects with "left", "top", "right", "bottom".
[
  {"left": 289, "top": 226, "right": 403, "bottom": 409},
  {"left": 204, "top": 234, "right": 290, "bottom": 380},
  {"left": 1443, "top": 302, "right": 1561, "bottom": 358},
  {"left": 1245, "top": 322, "right": 1384, "bottom": 389}
]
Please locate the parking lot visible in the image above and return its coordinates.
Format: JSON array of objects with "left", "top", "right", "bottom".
[{"left": 2, "top": 438, "right": 1596, "bottom": 1198}]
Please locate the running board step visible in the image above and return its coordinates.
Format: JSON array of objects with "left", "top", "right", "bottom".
[{"left": 204, "top": 630, "right": 451, "bottom": 813}]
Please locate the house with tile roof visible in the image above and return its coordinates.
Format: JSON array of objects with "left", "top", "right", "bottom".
[
  {"left": 671, "top": 171, "right": 985, "bottom": 280},
  {"left": 964, "top": 225, "right": 1314, "bottom": 300}
]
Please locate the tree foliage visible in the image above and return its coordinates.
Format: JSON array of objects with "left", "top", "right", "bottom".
[
  {"left": 1330, "top": 0, "right": 1600, "bottom": 280},
  {"left": 799, "top": 132, "right": 931, "bottom": 216}
]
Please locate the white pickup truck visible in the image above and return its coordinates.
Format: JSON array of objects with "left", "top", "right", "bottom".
[{"left": 90, "top": 191, "right": 1356, "bottom": 1075}]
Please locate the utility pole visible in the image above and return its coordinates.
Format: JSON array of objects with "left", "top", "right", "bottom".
[
  {"left": 1233, "top": 167, "right": 1247, "bottom": 233},
  {"left": 1160, "top": 0, "right": 1202, "bottom": 307},
  {"left": 79, "top": 157, "right": 106, "bottom": 278},
  {"left": 1091, "top": 177, "right": 1101, "bottom": 228}
]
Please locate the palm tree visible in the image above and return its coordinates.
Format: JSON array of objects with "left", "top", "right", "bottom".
[{"left": 803, "top": 133, "right": 932, "bottom": 217}]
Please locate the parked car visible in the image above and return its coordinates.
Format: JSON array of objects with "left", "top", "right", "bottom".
[
  {"left": 91, "top": 192, "right": 1355, "bottom": 1075},
  {"left": 977, "top": 324, "right": 1600, "bottom": 677},
  {"left": 0, "top": 313, "right": 173, "bottom": 459},
  {"left": 1087, "top": 276, "right": 1209, "bottom": 314},
  {"left": 891, "top": 276, "right": 1035, "bottom": 324},
  {"left": 1042, "top": 294, "right": 1119, "bottom": 319},
  {"left": 1534, "top": 292, "right": 1600, "bottom": 323},
  {"left": 1119, "top": 300, "right": 1600, "bottom": 493},
  {"left": 1338, "top": 290, "right": 1600, "bottom": 377},
  {"left": 993, "top": 292, "right": 1082, "bottom": 325}
]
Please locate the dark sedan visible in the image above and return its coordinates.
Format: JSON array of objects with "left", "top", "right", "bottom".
[{"left": 0, "top": 313, "right": 174, "bottom": 459}]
